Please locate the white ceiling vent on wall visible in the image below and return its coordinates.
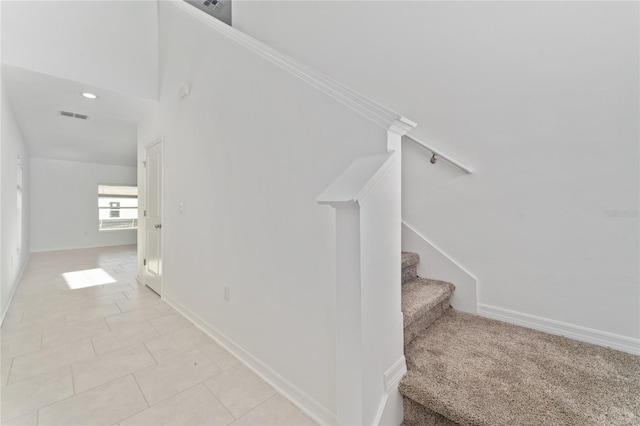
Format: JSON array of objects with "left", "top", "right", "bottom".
[{"left": 59, "top": 110, "right": 89, "bottom": 120}]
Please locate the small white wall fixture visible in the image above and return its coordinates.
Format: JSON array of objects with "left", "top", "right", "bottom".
[{"left": 318, "top": 118, "right": 415, "bottom": 426}]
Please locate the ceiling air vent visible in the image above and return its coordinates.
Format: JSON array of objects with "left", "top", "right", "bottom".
[{"left": 59, "top": 110, "right": 89, "bottom": 120}]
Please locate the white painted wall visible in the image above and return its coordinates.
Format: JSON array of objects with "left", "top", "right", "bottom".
[
  {"left": 233, "top": 1, "right": 640, "bottom": 341},
  {"left": 0, "top": 0, "right": 159, "bottom": 100},
  {"left": 1, "top": 76, "right": 30, "bottom": 320},
  {"left": 143, "top": 2, "right": 400, "bottom": 421},
  {"left": 30, "top": 158, "right": 137, "bottom": 253}
]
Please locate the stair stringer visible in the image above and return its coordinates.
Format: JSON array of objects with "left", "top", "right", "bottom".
[{"left": 401, "top": 221, "right": 477, "bottom": 314}]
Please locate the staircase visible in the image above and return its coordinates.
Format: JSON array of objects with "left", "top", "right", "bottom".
[
  {"left": 398, "top": 252, "right": 640, "bottom": 426},
  {"left": 401, "top": 252, "right": 454, "bottom": 349},
  {"left": 400, "top": 251, "right": 457, "bottom": 425}
]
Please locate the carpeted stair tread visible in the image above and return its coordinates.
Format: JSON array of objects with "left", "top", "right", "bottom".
[
  {"left": 402, "top": 251, "right": 420, "bottom": 269},
  {"left": 401, "top": 251, "right": 420, "bottom": 285},
  {"left": 403, "top": 396, "right": 459, "bottom": 425},
  {"left": 401, "top": 278, "right": 454, "bottom": 327},
  {"left": 400, "top": 309, "right": 640, "bottom": 426}
]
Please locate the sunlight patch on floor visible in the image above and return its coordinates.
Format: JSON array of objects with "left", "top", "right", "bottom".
[{"left": 62, "top": 268, "right": 116, "bottom": 289}]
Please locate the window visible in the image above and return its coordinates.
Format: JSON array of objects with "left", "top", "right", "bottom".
[
  {"left": 98, "top": 185, "right": 138, "bottom": 231},
  {"left": 109, "top": 202, "right": 121, "bottom": 218}
]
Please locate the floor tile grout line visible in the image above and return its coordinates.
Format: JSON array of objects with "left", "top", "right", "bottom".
[
  {"left": 133, "top": 359, "right": 222, "bottom": 408},
  {"left": 149, "top": 321, "right": 162, "bottom": 335},
  {"left": 233, "top": 392, "right": 280, "bottom": 422},
  {"left": 202, "top": 380, "right": 238, "bottom": 421},
  {"left": 2, "top": 408, "right": 39, "bottom": 425},
  {"left": 70, "top": 364, "right": 77, "bottom": 395},
  {"left": 149, "top": 317, "right": 197, "bottom": 336},
  {"left": 141, "top": 341, "right": 159, "bottom": 365},
  {"left": 133, "top": 380, "right": 239, "bottom": 425},
  {"left": 138, "top": 339, "right": 159, "bottom": 365},
  {"left": 131, "top": 373, "right": 152, "bottom": 409},
  {"left": 93, "top": 330, "right": 157, "bottom": 356},
  {"left": 89, "top": 334, "right": 99, "bottom": 357},
  {"left": 100, "top": 316, "right": 111, "bottom": 334},
  {"left": 27, "top": 371, "right": 141, "bottom": 421},
  {"left": 5, "top": 356, "right": 16, "bottom": 385},
  {"left": 40, "top": 324, "right": 111, "bottom": 352},
  {"left": 141, "top": 329, "right": 214, "bottom": 364},
  {"left": 70, "top": 345, "right": 157, "bottom": 395},
  {"left": 6, "top": 337, "right": 97, "bottom": 384}
]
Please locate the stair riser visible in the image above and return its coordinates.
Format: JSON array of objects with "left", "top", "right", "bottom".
[
  {"left": 402, "top": 265, "right": 417, "bottom": 285},
  {"left": 403, "top": 396, "right": 459, "bottom": 426},
  {"left": 404, "top": 301, "right": 450, "bottom": 348}
]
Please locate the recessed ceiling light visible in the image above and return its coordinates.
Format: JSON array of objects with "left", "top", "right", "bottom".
[{"left": 81, "top": 92, "right": 98, "bottom": 99}]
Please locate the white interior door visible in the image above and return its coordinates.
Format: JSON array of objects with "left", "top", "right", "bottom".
[{"left": 144, "top": 141, "right": 162, "bottom": 295}]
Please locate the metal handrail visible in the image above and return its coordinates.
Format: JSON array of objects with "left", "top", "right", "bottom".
[{"left": 403, "top": 134, "right": 474, "bottom": 174}]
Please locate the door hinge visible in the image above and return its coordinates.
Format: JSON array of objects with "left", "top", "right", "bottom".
[
  {"left": 144, "top": 210, "right": 147, "bottom": 217},
  {"left": 143, "top": 259, "right": 146, "bottom": 266}
]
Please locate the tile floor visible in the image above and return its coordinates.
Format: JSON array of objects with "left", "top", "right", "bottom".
[{"left": 1, "top": 245, "right": 316, "bottom": 426}]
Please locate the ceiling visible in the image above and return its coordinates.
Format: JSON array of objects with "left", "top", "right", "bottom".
[{"left": 2, "top": 65, "right": 156, "bottom": 167}]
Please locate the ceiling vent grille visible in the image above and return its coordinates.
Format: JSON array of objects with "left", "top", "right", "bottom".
[{"left": 59, "top": 111, "right": 89, "bottom": 120}]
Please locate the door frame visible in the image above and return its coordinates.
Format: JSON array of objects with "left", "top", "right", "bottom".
[{"left": 141, "top": 137, "right": 163, "bottom": 295}]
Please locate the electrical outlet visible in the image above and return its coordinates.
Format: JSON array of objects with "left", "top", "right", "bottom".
[
  {"left": 179, "top": 202, "right": 185, "bottom": 214},
  {"left": 223, "top": 285, "right": 230, "bottom": 301}
]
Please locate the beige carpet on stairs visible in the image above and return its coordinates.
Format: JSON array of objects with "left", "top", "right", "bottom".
[{"left": 401, "top": 309, "right": 640, "bottom": 426}]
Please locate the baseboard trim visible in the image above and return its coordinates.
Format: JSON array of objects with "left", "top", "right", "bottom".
[
  {"left": 30, "top": 242, "right": 137, "bottom": 254},
  {"left": 384, "top": 356, "right": 407, "bottom": 393},
  {"left": 1, "top": 252, "right": 30, "bottom": 326},
  {"left": 478, "top": 304, "right": 640, "bottom": 356},
  {"left": 162, "top": 294, "right": 336, "bottom": 425},
  {"left": 372, "top": 355, "right": 407, "bottom": 425}
]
